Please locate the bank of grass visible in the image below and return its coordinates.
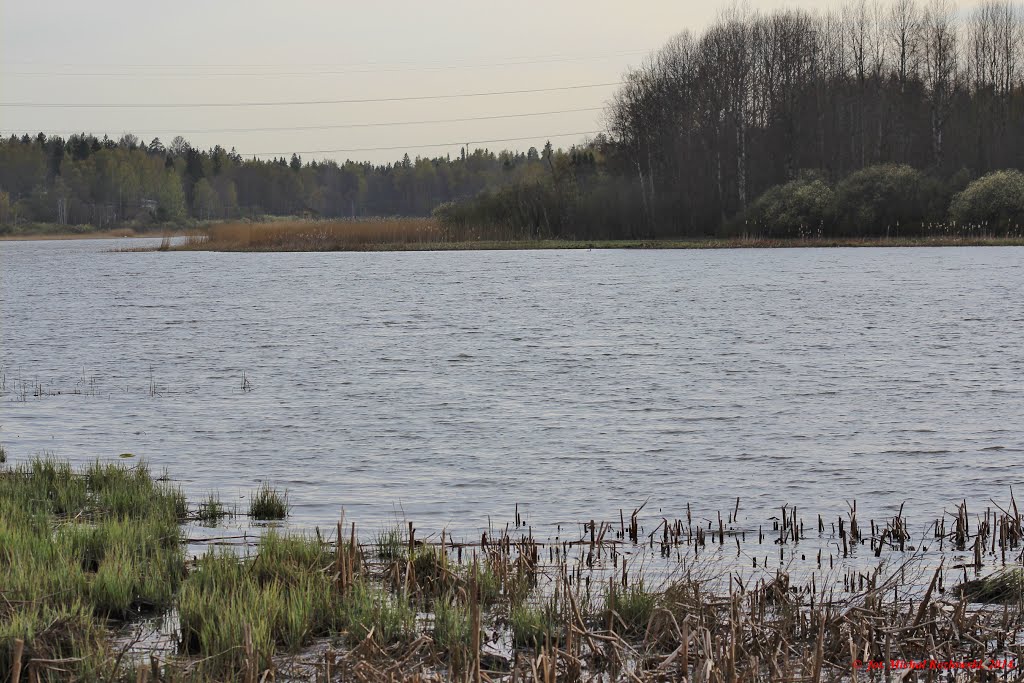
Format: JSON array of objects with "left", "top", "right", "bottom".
[
  {"left": 164, "top": 218, "right": 1024, "bottom": 252},
  {"left": 0, "top": 458, "right": 187, "bottom": 680}
]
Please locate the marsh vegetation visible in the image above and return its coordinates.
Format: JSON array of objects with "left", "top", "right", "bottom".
[{"left": 3, "top": 456, "right": 1024, "bottom": 682}]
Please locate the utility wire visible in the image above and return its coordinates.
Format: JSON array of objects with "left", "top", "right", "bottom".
[
  {"left": 3, "top": 49, "right": 648, "bottom": 70},
  {"left": 5, "top": 52, "right": 648, "bottom": 77},
  {"left": 0, "top": 82, "right": 622, "bottom": 109},
  {"left": 251, "top": 130, "right": 603, "bottom": 156},
  {"left": 0, "top": 107, "right": 605, "bottom": 136}
]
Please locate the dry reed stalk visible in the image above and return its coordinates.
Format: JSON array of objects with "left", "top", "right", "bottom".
[
  {"left": 244, "top": 623, "right": 256, "bottom": 683},
  {"left": 12, "top": 639, "right": 23, "bottom": 683}
]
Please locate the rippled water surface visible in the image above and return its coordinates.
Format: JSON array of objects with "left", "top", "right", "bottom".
[{"left": 2, "top": 239, "right": 1022, "bottom": 537}]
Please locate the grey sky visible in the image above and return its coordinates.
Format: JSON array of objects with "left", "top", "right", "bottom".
[{"left": 1, "top": 0, "right": 979, "bottom": 165}]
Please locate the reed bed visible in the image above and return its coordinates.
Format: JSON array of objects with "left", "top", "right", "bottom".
[
  {"left": 3, "top": 457, "right": 1024, "bottom": 682},
  {"left": 167, "top": 221, "right": 1024, "bottom": 252},
  {"left": 180, "top": 219, "right": 448, "bottom": 252}
]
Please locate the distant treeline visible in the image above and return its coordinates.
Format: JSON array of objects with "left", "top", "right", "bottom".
[
  {"left": 0, "top": 133, "right": 558, "bottom": 233},
  {"left": 2, "top": 0, "right": 1024, "bottom": 239}
]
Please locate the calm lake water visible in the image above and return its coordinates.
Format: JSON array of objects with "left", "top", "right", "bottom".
[{"left": 1, "top": 239, "right": 1022, "bottom": 539}]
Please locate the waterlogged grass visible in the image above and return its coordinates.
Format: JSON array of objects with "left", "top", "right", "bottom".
[
  {"left": 178, "top": 533, "right": 341, "bottom": 676},
  {"left": 339, "top": 581, "right": 417, "bottom": 646},
  {"left": 375, "top": 524, "right": 406, "bottom": 562},
  {"left": 195, "top": 490, "right": 231, "bottom": 523},
  {"left": 249, "top": 482, "right": 289, "bottom": 520},
  {"left": 510, "top": 598, "right": 561, "bottom": 647},
  {"left": 1, "top": 459, "right": 415, "bottom": 680},
  {"left": 411, "top": 545, "right": 452, "bottom": 598},
  {"left": 606, "top": 583, "right": 656, "bottom": 637},
  {"left": 0, "top": 457, "right": 186, "bottom": 680},
  {"left": 960, "top": 568, "right": 1024, "bottom": 604},
  {"left": 5, "top": 456, "right": 1024, "bottom": 681},
  {"left": 433, "top": 595, "right": 472, "bottom": 652}
]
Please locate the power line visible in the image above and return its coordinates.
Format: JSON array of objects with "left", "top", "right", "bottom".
[
  {"left": 0, "top": 107, "right": 605, "bottom": 137},
  {"left": 0, "top": 82, "right": 622, "bottom": 109},
  {"left": 251, "top": 130, "right": 603, "bottom": 156},
  {"left": 3, "top": 49, "right": 648, "bottom": 70},
  {"left": 5, "top": 52, "right": 648, "bottom": 77}
]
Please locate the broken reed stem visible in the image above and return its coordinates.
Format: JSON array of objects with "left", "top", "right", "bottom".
[{"left": 12, "top": 639, "right": 23, "bottom": 683}]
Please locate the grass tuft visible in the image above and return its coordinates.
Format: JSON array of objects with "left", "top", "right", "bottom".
[
  {"left": 248, "top": 482, "right": 289, "bottom": 520},
  {"left": 510, "top": 599, "right": 560, "bottom": 647},
  {"left": 339, "top": 581, "right": 416, "bottom": 646},
  {"left": 433, "top": 593, "right": 473, "bottom": 656},
  {"left": 606, "top": 583, "right": 656, "bottom": 637},
  {"left": 959, "top": 568, "right": 1024, "bottom": 604},
  {"left": 196, "top": 491, "right": 231, "bottom": 523},
  {"left": 375, "top": 524, "right": 406, "bottom": 562}
]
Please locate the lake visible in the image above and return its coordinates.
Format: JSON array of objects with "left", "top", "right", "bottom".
[{"left": 2, "top": 239, "right": 1022, "bottom": 540}]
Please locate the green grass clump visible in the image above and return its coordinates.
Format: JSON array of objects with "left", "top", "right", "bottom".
[
  {"left": 959, "top": 569, "right": 1024, "bottom": 604},
  {"left": 375, "top": 525, "right": 406, "bottom": 562},
  {"left": 510, "top": 599, "right": 560, "bottom": 647},
  {"left": 196, "top": 491, "right": 230, "bottom": 523},
  {"left": 433, "top": 593, "right": 477, "bottom": 671},
  {"left": 605, "top": 583, "right": 656, "bottom": 636},
  {"left": 433, "top": 595, "right": 472, "bottom": 652},
  {"left": 411, "top": 545, "right": 453, "bottom": 597},
  {"left": 339, "top": 581, "right": 416, "bottom": 646},
  {"left": 178, "top": 532, "right": 340, "bottom": 677},
  {"left": 0, "top": 457, "right": 186, "bottom": 679},
  {"left": 249, "top": 482, "right": 289, "bottom": 520}
]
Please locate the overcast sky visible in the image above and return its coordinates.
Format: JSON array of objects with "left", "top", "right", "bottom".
[{"left": 1, "top": 0, "right": 980, "bottom": 165}]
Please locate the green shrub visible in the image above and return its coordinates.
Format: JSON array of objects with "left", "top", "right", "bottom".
[
  {"left": 832, "top": 164, "right": 929, "bottom": 236},
  {"left": 949, "top": 170, "right": 1024, "bottom": 233},
  {"left": 743, "top": 172, "right": 834, "bottom": 238}
]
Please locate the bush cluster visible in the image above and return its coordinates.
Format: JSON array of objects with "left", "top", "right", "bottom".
[{"left": 738, "top": 165, "right": 1022, "bottom": 238}]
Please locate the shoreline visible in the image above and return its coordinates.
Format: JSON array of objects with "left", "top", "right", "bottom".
[
  {"left": 0, "top": 229, "right": 188, "bottom": 242},
  {"left": 167, "top": 235, "right": 1024, "bottom": 252}
]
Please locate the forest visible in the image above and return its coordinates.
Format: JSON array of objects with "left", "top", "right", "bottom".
[
  {"left": 0, "top": 133, "right": 558, "bottom": 232},
  {"left": 2, "top": 0, "right": 1024, "bottom": 240}
]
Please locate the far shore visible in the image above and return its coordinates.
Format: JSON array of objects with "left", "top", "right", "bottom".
[
  {"left": 5, "top": 224, "right": 1022, "bottom": 250},
  {"left": 166, "top": 235, "right": 1024, "bottom": 252},
  {"left": 0, "top": 228, "right": 188, "bottom": 242}
]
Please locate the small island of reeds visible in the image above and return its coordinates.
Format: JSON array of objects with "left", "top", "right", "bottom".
[{"left": 147, "top": 218, "right": 1024, "bottom": 253}]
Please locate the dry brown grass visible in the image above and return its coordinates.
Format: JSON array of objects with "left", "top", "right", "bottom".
[
  {"left": 185, "top": 218, "right": 449, "bottom": 251},
  {"left": 170, "top": 221, "right": 1024, "bottom": 252}
]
